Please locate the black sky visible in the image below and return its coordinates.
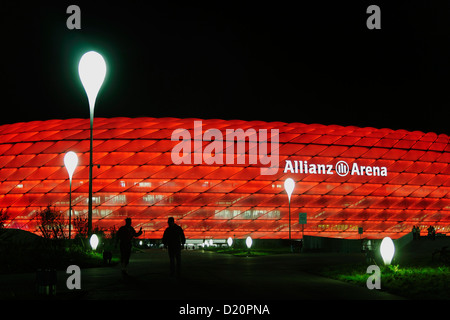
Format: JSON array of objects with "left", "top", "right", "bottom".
[{"left": 2, "top": 1, "right": 450, "bottom": 134}]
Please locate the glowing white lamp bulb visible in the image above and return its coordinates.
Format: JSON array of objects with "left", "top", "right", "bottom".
[
  {"left": 64, "top": 151, "right": 78, "bottom": 182},
  {"left": 246, "top": 236, "right": 253, "bottom": 249},
  {"left": 78, "top": 51, "right": 107, "bottom": 112},
  {"left": 380, "top": 237, "right": 395, "bottom": 265},
  {"left": 284, "top": 178, "right": 295, "bottom": 202},
  {"left": 227, "top": 237, "right": 233, "bottom": 247},
  {"left": 90, "top": 234, "right": 99, "bottom": 250}
]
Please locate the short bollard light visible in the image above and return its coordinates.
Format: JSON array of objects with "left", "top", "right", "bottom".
[
  {"left": 380, "top": 236, "right": 395, "bottom": 265},
  {"left": 227, "top": 237, "right": 233, "bottom": 247},
  {"left": 246, "top": 236, "right": 253, "bottom": 249},
  {"left": 90, "top": 234, "right": 99, "bottom": 250}
]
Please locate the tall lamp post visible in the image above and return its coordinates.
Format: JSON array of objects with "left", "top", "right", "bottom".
[
  {"left": 64, "top": 151, "right": 78, "bottom": 240},
  {"left": 78, "top": 51, "right": 106, "bottom": 236},
  {"left": 284, "top": 178, "right": 295, "bottom": 246}
]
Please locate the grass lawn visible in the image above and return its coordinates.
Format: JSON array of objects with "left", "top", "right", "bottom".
[
  {"left": 318, "top": 263, "right": 450, "bottom": 299},
  {"left": 0, "top": 242, "right": 119, "bottom": 274},
  {"left": 206, "top": 241, "right": 450, "bottom": 299},
  {"left": 0, "top": 229, "right": 119, "bottom": 274}
]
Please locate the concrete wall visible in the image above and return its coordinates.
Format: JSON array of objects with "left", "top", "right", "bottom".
[
  {"left": 303, "top": 235, "right": 363, "bottom": 253},
  {"left": 303, "top": 233, "right": 414, "bottom": 253}
]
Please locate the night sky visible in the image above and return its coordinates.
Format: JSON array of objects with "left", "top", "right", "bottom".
[{"left": 2, "top": 1, "right": 450, "bottom": 134}]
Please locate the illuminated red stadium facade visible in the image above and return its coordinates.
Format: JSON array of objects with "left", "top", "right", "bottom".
[{"left": 0, "top": 117, "right": 449, "bottom": 239}]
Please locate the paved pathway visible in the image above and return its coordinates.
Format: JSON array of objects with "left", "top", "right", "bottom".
[{"left": 0, "top": 249, "right": 403, "bottom": 301}]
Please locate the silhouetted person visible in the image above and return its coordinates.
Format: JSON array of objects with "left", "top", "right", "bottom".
[
  {"left": 103, "top": 250, "right": 112, "bottom": 264},
  {"left": 116, "top": 218, "right": 142, "bottom": 275},
  {"left": 428, "top": 225, "right": 436, "bottom": 240},
  {"left": 162, "top": 217, "right": 185, "bottom": 277}
]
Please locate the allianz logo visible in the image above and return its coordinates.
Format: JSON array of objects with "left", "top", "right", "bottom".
[{"left": 283, "top": 160, "right": 388, "bottom": 177}]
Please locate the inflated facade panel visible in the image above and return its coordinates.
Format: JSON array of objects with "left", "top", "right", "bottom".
[{"left": 0, "top": 117, "right": 449, "bottom": 239}]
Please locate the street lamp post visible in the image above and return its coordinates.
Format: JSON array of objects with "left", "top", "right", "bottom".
[
  {"left": 64, "top": 151, "right": 78, "bottom": 240},
  {"left": 284, "top": 178, "right": 295, "bottom": 248},
  {"left": 78, "top": 51, "right": 106, "bottom": 236}
]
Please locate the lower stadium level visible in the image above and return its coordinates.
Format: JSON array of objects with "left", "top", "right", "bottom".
[{"left": 0, "top": 117, "right": 449, "bottom": 239}]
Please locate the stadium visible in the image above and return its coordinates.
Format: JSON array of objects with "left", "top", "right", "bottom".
[{"left": 0, "top": 117, "right": 449, "bottom": 240}]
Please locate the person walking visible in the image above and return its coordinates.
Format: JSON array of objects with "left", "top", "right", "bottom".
[
  {"left": 412, "top": 225, "right": 417, "bottom": 240},
  {"left": 116, "top": 218, "right": 143, "bottom": 275},
  {"left": 162, "top": 217, "right": 186, "bottom": 277}
]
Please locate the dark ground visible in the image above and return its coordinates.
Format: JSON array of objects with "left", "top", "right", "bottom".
[{"left": 0, "top": 248, "right": 403, "bottom": 300}]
